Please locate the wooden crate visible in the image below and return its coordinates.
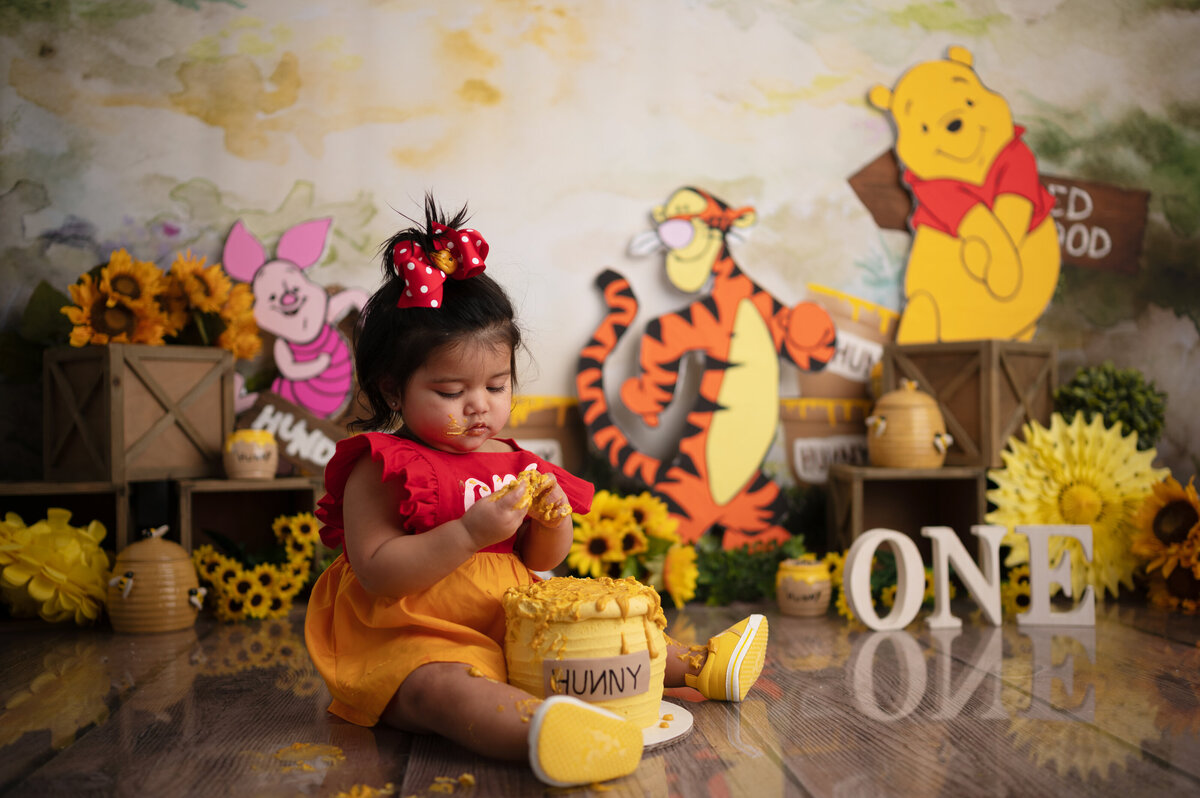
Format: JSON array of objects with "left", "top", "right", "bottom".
[
  {"left": 43, "top": 344, "right": 235, "bottom": 483},
  {"left": 175, "top": 477, "right": 324, "bottom": 553},
  {"left": 826, "top": 464, "right": 988, "bottom": 557},
  {"left": 0, "top": 480, "right": 130, "bottom": 549},
  {"left": 881, "top": 340, "right": 1056, "bottom": 468}
]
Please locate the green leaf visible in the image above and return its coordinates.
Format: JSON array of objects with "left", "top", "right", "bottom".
[{"left": 20, "top": 280, "right": 72, "bottom": 345}]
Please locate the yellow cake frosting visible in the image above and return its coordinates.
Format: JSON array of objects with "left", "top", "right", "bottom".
[{"left": 503, "top": 576, "right": 668, "bottom": 729}]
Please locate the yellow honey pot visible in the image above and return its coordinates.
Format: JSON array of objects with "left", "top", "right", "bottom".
[{"left": 776, "top": 558, "right": 832, "bottom": 617}]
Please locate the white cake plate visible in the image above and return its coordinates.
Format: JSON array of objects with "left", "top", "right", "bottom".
[{"left": 642, "top": 700, "right": 693, "bottom": 750}]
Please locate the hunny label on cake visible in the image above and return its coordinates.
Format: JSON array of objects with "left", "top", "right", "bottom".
[{"left": 543, "top": 652, "right": 651, "bottom": 702}]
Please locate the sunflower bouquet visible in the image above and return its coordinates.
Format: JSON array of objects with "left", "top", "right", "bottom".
[
  {"left": 1132, "top": 475, "right": 1200, "bottom": 614},
  {"left": 60, "top": 248, "right": 261, "bottom": 360},
  {"left": 191, "top": 512, "right": 321, "bottom": 622},
  {"left": 566, "top": 490, "right": 699, "bottom": 609}
]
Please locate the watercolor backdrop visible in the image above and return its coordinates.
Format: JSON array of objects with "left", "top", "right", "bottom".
[{"left": 1, "top": 0, "right": 1198, "bottom": 482}]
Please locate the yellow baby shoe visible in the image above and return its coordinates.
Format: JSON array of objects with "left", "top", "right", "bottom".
[
  {"left": 528, "top": 695, "right": 643, "bottom": 787},
  {"left": 685, "top": 614, "right": 769, "bottom": 702}
]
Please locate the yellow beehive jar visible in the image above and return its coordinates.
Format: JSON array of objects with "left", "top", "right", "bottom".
[
  {"left": 106, "top": 526, "right": 202, "bottom": 634},
  {"left": 503, "top": 576, "right": 667, "bottom": 730}
]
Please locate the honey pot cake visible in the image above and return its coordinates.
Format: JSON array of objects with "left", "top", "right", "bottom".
[{"left": 502, "top": 576, "right": 668, "bottom": 730}]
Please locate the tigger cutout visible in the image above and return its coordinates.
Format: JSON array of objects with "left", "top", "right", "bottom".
[{"left": 575, "top": 187, "right": 838, "bottom": 549}]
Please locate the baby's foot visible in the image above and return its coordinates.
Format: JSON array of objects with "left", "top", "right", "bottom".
[
  {"left": 684, "top": 614, "right": 768, "bottom": 702},
  {"left": 528, "top": 695, "right": 643, "bottom": 787}
]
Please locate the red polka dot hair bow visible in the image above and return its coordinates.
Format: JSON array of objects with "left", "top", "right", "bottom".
[{"left": 393, "top": 223, "right": 489, "bottom": 308}]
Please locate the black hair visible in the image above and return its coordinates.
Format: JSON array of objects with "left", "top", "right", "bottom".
[{"left": 351, "top": 195, "right": 522, "bottom": 432}]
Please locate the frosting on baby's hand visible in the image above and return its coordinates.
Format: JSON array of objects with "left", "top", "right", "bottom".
[{"left": 489, "top": 471, "right": 572, "bottom": 522}]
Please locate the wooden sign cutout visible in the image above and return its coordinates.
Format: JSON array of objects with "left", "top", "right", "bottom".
[
  {"left": 849, "top": 150, "right": 1150, "bottom": 275},
  {"left": 238, "top": 393, "right": 344, "bottom": 476}
]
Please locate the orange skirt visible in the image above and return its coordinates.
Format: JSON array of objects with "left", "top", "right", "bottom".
[{"left": 304, "top": 551, "right": 537, "bottom": 727}]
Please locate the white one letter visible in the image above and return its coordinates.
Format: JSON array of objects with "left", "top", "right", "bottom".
[
  {"left": 922, "top": 525, "right": 1005, "bottom": 629},
  {"left": 845, "top": 529, "right": 925, "bottom": 631},
  {"left": 1016, "top": 525, "right": 1095, "bottom": 627}
]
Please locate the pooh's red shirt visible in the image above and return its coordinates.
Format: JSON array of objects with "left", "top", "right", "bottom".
[{"left": 903, "top": 127, "right": 1055, "bottom": 237}]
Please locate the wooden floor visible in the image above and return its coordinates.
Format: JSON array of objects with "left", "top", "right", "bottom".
[{"left": 2, "top": 598, "right": 1199, "bottom": 797}]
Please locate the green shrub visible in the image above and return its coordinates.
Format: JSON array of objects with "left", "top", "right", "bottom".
[{"left": 1054, "top": 361, "right": 1167, "bottom": 450}]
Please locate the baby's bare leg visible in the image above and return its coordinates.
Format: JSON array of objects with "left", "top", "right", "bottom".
[
  {"left": 381, "top": 662, "right": 542, "bottom": 760},
  {"left": 664, "top": 636, "right": 707, "bottom": 687}
]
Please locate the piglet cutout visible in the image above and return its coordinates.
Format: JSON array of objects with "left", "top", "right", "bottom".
[{"left": 223, "top": 218, "right": 367, "bottom": 419}]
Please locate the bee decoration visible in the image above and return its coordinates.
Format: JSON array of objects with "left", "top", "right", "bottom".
[
  {"left": 109, "top": 570, "right": 135, "bottom": 599},
  {"left": 188, "top": 586, "right": 208, "bottom": 610}
]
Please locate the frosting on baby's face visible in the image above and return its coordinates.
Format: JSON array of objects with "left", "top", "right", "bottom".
[{"left": 399, "top": 342, "right": 513, "bottom": 454}]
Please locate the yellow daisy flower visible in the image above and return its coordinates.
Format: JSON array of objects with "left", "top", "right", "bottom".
[
  {"left": 987, "top": 412, "right": 1169, "bottom": 600},
  {"left": 98, "top": 249, "right": 166, "bottom": 309},
  {"left": 567, "top": 522, "right": 624, "bottom": 578},
  {"left": 661, "top": 544, "right": 698, "bottom": 609},
  {"left": 1131, "top": 476, "right": 1200, "bottom": 579},
  {"left": 63, "top": 274, "right": 168, "bottom": 347}
]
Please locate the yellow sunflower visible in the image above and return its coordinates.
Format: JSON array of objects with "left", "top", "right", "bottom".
[
  {"left": 248, "top": 564, "right": 279, "bottom": 592},
  {"left": 626, "top": 492, "right": 679, "bottom": 542},
  {"left": 217, "top": 316, "right": 263, "bottom": 361},
  {"left": 289, "top": 513, "right": 322, "bottom": 545},
  {"left": 661, "top": 544, "right": 698, "bottom": 609},
  {"left": 987, "top": 412, "right": 1169, "bottom": 600},
  {"left": 1001, "top": 564, "right": 1033, "bottom": 619},
  {"left": 617, "top": 522, "right": 649, "bottom": 558},
  {"left": 567, "top": 521, "right": 624, "bottom": 578},
  {"left": 272, "top": 515, "right": 299, "bottom": 543},
  {"left": 99, "top": 249, "right": 166, "bottom": 309},
  {"left": 216, "top": 593, "right": 247, "bottom": 623},
  {"left": 171, "top": 249, "right": 232, "bottom": 313},
  {"left": 587, "top": 491, "right": 634, "bottom": 525},
  {"left": 1131, "top": 476, "right": 1200, "bottom": 580},
  {"left": 223, "top": 281, "right": 255, "bottom": 316},
  {"left": 158, "top": 274, "right": 191, "bottom": 335},
  {"left": 216, "top": 561, "right": 242, "bottom": 587},
  {"left": 243, "top": 582, "right": 271, "bottom": 619},
  {"left": 63, "top": 274, "right": 168, "bottom": 346}
]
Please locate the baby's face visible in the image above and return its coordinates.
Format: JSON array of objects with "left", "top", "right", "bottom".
[{"left": 397, "top": 341, "right": 513, "bottom": 454}]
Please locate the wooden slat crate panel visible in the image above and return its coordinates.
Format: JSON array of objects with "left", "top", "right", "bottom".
[
  {"left": 43, "top": 344, "right": 235, "bottom": 483},
  {"left": 881, "top": 340, "right": 1056, "bottom": 468}
]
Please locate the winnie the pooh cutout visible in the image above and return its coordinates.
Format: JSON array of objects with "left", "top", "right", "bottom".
[
  {"left": 868, "top": 46, "right": 1060, "bottom": 343},
  {"left": 576, "top": 187, "right": 838, "bottom": 549}
]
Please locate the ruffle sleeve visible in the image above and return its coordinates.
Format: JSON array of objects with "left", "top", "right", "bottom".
[{"left": 316, "top": 433, "right": 438, "bottom": 550}]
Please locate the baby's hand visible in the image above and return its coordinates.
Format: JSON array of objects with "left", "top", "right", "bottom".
[
  {"left": 529, "top": 474, "right": 572, "bottom": 525},
  {"left": 461, "top": 480, "right": 530, "bottom": 550}
]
